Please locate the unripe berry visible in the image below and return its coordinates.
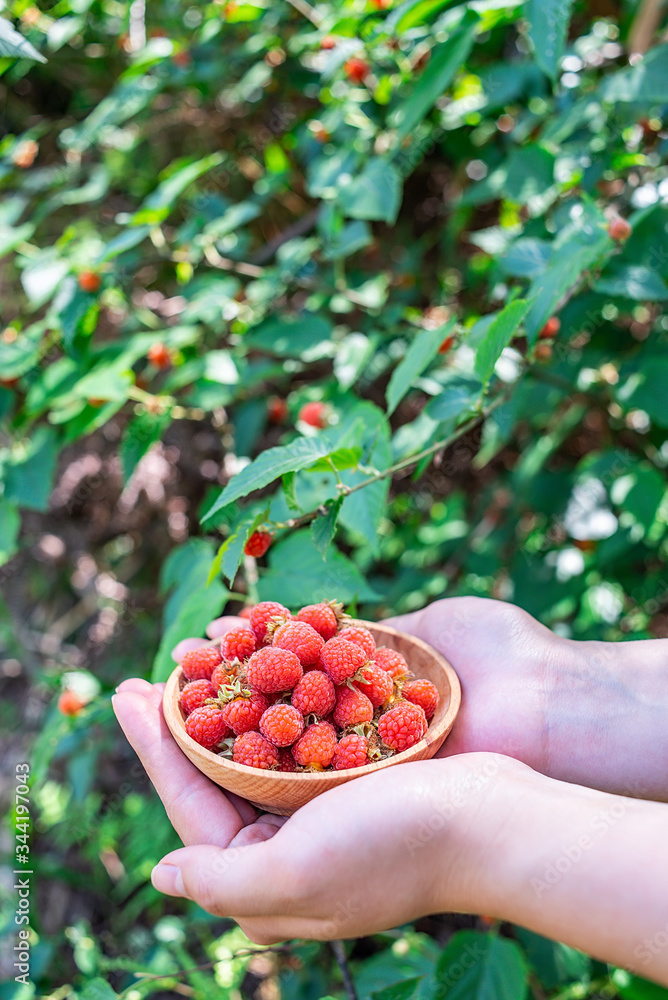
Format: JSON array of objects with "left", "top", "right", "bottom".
[
  {"left": 608, "top": 216, "right": 631, "bottom": 241},
  {"left": 147, "top": 342, "right": 172, "bottom": 369},
  {"left": 78, "top": 271, "right": 102, "bottom": 294}
]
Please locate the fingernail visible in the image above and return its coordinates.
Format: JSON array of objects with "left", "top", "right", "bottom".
[{"left": 151, "top": 863, "right": 187, "bottom": 897}]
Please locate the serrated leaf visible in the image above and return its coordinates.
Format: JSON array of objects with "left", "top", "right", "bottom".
[
  {"left": 282, "top": 472, "right": 301, "bottom": 512},
  {"left": 434, "top": 930, "right": 528, "bottom": 1000},
  {"left": 202, "top": 437, "right": 343, "bottom": 521},
  {"left": 601, "top": 44, "right": 668, "bottom": 103},
  {"left": 372, "top": 977, "right": 423, "bottom": 1000},
  {"left": 79, "top": 979, "right": 119, "bottom": 1000},
  {"left": 474, "top": 299, "right": 530, "bottom": 384},
  {"left": 0, "top": 17, "right": 46, "bottom": 62},
  {"left": 425, "top": 376, "right": 483, "bottom": 421},
  {"left": 308, "top": 446, "right": 362, "bottom": 472},
  {"left": 390, "top": 14, "right": 478, "bottom": 139},
  {"left": 594, "top": 265, "right": 668, "bottom": 301},
  {"left": 526, "top": 0, "right": 575, "bottom": 81},
  {"left": 312, "top": 496, "right": 344, "bottom": 558},
  {"left": 208, "top": 509, "right": 269, "bottom": 586},
  {"left": 339, "top": 158, "right": 402, "bottom": 225},
  {"left": 387, "top": 320, "right": 454, "bottom": 415}
]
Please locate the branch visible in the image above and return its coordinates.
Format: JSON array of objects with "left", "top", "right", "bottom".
[
  {"left": 331, "top": 940, "right": 359, "bottom": 1000},
  {"left": 285, "top": 0, "right": 323, "bottom": 27}
]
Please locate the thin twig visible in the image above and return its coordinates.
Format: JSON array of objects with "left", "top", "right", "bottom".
[
  {"left": 628, "top": 0, "right": 665, "bottom": 53},
  {"left": 285, "top": 0, "right": 323, "bottom": 27},
  {"left": 331, "top": 940, "right": 359, "bottom": 1000},
  {"left": 251, "top": 208, "right": 319, "bottom": 264}
]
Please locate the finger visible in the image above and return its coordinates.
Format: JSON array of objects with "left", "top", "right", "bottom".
[
  {"left": 206, "top": 616, "right": 246, "bottom": 639},
  {"left": 171, "top": 637, "right": 208, "bottom": 663},
  {"left": 151, "top": 838, "right": 293, "bottom": 917},
  {"left": 116, "top": 678, "right": 164, "bottom": 706},
  {"left": 112, "top": 689, "right": 251, "bottom": 846}
]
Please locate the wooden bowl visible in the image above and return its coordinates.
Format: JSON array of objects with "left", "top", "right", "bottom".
[{"left": 163, "top": 621, "right": 461, "bottom": 816}]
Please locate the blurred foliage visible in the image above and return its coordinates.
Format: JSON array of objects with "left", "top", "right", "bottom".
[{"left": 2, "top": 0, "right": 668, "bottom": 995}]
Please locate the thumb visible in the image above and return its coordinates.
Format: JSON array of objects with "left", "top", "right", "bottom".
[{"left": 150, "top": 838, "right": 294, "bottom": 918}]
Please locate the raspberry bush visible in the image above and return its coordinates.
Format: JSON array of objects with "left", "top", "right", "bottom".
[{"left": 3, "top": 0, "right": 668, "bottom": 996}]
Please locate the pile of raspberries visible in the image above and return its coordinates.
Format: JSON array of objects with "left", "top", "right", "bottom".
[{"left": 178, "top": 600, "right": 440, "bottom": 772}]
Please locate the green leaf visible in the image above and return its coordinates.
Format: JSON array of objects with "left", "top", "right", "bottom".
[
  {"left": 388, "top": 0, "right": 459, "bottom": 34},
  {"left": 244, "top": 314, "right": 333, "bottom": 360},
  {"left": 614, "top": 972, "right": 668, "bottom": 1000},
  {"left": 282, "top": 472, "right": 301, "bottom": 512},
  {"left": 434, "top": 931, "right": 528, "bottom": 1000},
  {"left": 372, "top": 978, "right": 423, "bottom": 1000},
  {"left": 594, "top": 265, "right": 668, "bottom": 301},
  {"left": 202, "top": 437, "right": 345, "bottom": 521},
  {"left": 132, "top": 153, "right": 224, "bottom": 224},
  {"left": 256, "top": 530, "right": 380, "bottom": 606},
  {"left": 513, "top": 928, "right": 590, "bottom": 989},
  {"left": 601, "top": 44, "right": 668, "bottom": 103},
  {"left": 79, "top": 979, "right": 119, "bottom": 1000},
  {"left": 390, "top": 14, "right": 478, "bottom": 139},
  {"left": 615, "top": 357, "right": 668, "bottom": 429},
  {"left": 312, "top": 496, "right": 344, "bottom": 558},
  {"left": 526, "top": 0, "right": 575, "bottom": 81},
  {"left": 120, "top": 410, "right": 172, "bottom": 482},
  {"left": 0, "top": 497, "right": 20, "bottom": 566},
  {"left": 339, "top": 159, "right": 402, "bottom": 224},
  {"left": 0, "top": 17, "right": 46, "bottom": 62},
  {"left": 61, "top": 78, "right": 159, "bottom": 152},
  {"left": 339, "top": 402, "right": 392, "bottom": 552},
  {"left": 51, "top": 276, "right": 99, "bottom": 351},
  {"left": 387, "top": 320, "right": 455, "bottom": 415},
  {"left": 4, "top": 427, "right": 58, "bottom": 512},
  {"left": 308, "top": 446, "right": 362, "bottom": 472},
  {"left": 610, "top": 464, "right": 666, "bottom": 534},
  {"left": 208, "top": 508, "right": 269, "bottom": 586},
  {"left": 425, "top": 375, "right": 483, "bottom": 421},
  {"left": 474, "top": 299, "right": 531, "bottom": 384},
  {"left": 334, "top": 333, "right": 376, "bottom": 390}
]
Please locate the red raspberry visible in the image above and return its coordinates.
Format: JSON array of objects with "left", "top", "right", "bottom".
[
  {"left": 539, "top": 316, "right": 560, "bottom": 340},
  {"left": 148, "top": 342, "right": 172, "bottom": 369},
  {"left": 78, "top": 270, "right": 101, "bottom": 294},
  {"left": 239, "top": 606, "right": 252, "bottom": 619},
  {"left": 180, "top": 679, "right": 215, "bottom": 716},
  {"left": 372, "top": 647, "right": 409, "bottom": 679},
  {"left": 355, "top": 663, "right": 393, "bottom": 708},
  {"left": 181, "top": 645, "right": 223, "bottom": 681},
  {"left": 221, "top": 691, "right": 269, "bottom": 734},
  {"left": 320, "top": 636, "right": 368, "bottom": 684},
  {"left": 333, "top": 685, "right": 373, "bottom": 728},
  {"left": 291, "top": 670, "right": 336, "bottom": 717},
  {"left": 249, "top": 601, "right": 291, "bottom": 645},
  {"left": 438, "top": 335, "right": 455, "bottom": 355},
  {"left": 220, "top": 627, "right": 256, "bottom": 662},
  {"left": 296, "top": 602, "right": 339, "bottom": 640},
  {"left": 344, "top": 57, "right": 369, "bottom": 84},
  {"left": 608, "top": 216, "right": 631, "bottom": 241},
  {"left": 58, "top": 689, "right": 88, "bottom": 716},
  {"left": 244, "top": 530, "right": 272, "bottom": 558},
  {"left": 211, "top": 660, "right": 236, "bottom": 693},
  {"left": 246, "top": 646, "right": 303, "bottom": 693},
  {"left": 185, "top": 705, "right": 229, "bottom": 750},
  {"left": 292, "top": 721, "right": 337, "bottom": 769},
  {"left": 402, "top": 678, "right": 440, "bottom": 720},
  {"left": 333, "top": 734, "right": 369, "bottom": 770},
  {"left": 267, "top": 396, "right": 288, "bottom": 423},
  {"left": 273, "top": 620, "right": 324, "bottom": 666},
  {"left": 378, "top": 701, "right": 427, "bottom": 752},
  {"left": 339, "top": 625, "right": 376, "bottom": 659},
  {"left": 320, "top": 34, "right": 337, "bottom": 49},
  {"left": 299, "top": 400, "right": 329, "bottom": 428},
  {"left": 259, "top": 704, "right": 305, "bottom": 746},
  {"left": 278, "top": 748, "right": 298, "bottom": 771},
  {"left": 233, "top": 731, "right": 279, "bottom": 770}
]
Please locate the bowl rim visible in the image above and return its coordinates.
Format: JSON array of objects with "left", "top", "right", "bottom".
[{"left": 163, "top": 620, "right": 461, "bottom": 779}]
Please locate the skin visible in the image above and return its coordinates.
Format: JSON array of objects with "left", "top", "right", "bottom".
[{"left": 112, "top": 597, "right": 668, "bottom": 983}]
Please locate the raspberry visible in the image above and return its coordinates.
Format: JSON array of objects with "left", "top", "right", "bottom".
[
  {"left": 233, "top": 731, "right": 279, "bottom": 770},
  {"left": 278, "top": 748, "right": 298, "bottom": 771},
  {"left": 260, "top": 704, "right": 305, "bottom": 746},
  {"left": 438, "top": 335, "right": 455, "bottom": 355},
  {"left": 185, "top": 705, "right": 229, "bottom": 750},
  {"left": 181, "top": 645, "right": 223, "bottom": 681},
  {"left": 539, "top": 316, "right": 560, "bottom": 340},
  {"left": 333, "top": 686, "right": 374, "bottom": 728},
  {"left": 58, "top": 689, "right": 87, "bottom": 716},
  {"left": 12, "top": 139, "right": 39, "bottom": 169},
  {"left": 246, "top": 646, "right": 303, "bottom": 693},
  {"left": 378, "top": 702, "right": 427, "bottom": 752},
  {"left": 249, "top": 601, "right": 291, "bottom": 645},
  {"left": 239, "top": 606, "right": 252, "bottom": 619},
  {"left": 608, "top": 216, "right": 631, "bottom": 241},
  {"left": 299, "top": 401, "right": 329, "bottom": 428},
  {"left": 355, "top": 663, "right": 393, "bottom": 708},
  {"left": 291, "top": 670, "right": 336, "bottom": 717},
  {"left": 273, "top": 620, "right": 324, "bottom": 666},
  {"left": 292, "top": 721, "right": 337, "bottom": 769},
  {"left": 320, "top": 34, "right": 337, "bottom": 49},
  {"left": 180, "top": 679, "right": 215, "bottom": 715},
  {"left": 402, "top": 678, "right": 439, "bottom": 720},
  {"left": 148, "top": 342, "right": 172, "bottom": 369},
  {"left": 333, "top": 734, "right": 369, "bottom": 770},
  {"left": 320, "top": 636, "right": 368, "bottom": 684},
  {"left": 296, "top": 602, "right": 339, "bottom": 640},
  {"left": 78, "top": 271, "right": 101, "bottom": 294},
  {"left": 211, "top": 660, "right": 236, "bottom": 693},
  {"left": 220, "top": 627, "right": 256, "bottom": 662},
  {"left": 344, "top": 57, "right": 369, "bottom": 84},
  {"left": 221, "top": 691, "right": 269, "bottom": 734},
  {"left": 339, "top": 625, "right": 376, "bottom": 659},
  {"left": 244, "top": 530, "right": 272, "bottom": 558},
  {"left": 372, "top": 647, "right": 409, "bottom": 679},
  {"left": 267, "top": 397, "right": 288, "bottom": 423}
]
